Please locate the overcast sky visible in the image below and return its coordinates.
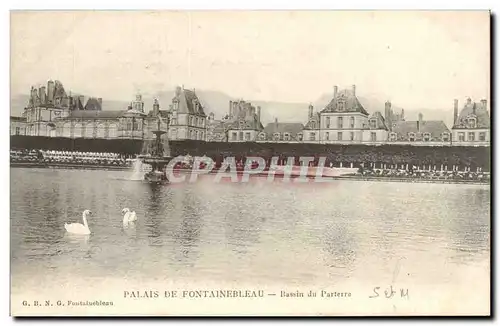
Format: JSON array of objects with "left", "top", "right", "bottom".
[{"left": 11, "top": 11, "right": 490, "bottom": 111}]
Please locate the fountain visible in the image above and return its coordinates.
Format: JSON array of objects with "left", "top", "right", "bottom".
[{"left": 137, "top": 115, "right": 172, "bottom": 184}]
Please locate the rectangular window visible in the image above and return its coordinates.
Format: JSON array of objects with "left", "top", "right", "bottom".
[
  {"left": 283, "top": 133, "right": 290, "bottom": 141},
  {"left": 15, "top": 127, "right": 20, "bottom": 135},
  {"left": 371, "top": 132, "right": 377, "bottom": 142},
  {"left": 337, "top": 132, "right": 342, "bottom": 141},
  {"left": 458, "top": 132, "right": 465, "bottom": 141},
  {"left": 325, "top": 132, "right": 329, "bottom": 140},
  {"left": 350, "top": 117, "right": 355, "bottom": 128},
  {"left": 369, "top": 119, "right": 377, "bottom": 129},
  {"left": 309, "top": 132, "right": 316, "bottom": 141},
  {"left": 239, "top": 132, "right": 244, "bottom": 141},
  {"left": 337, "top": 117, "right": 343, "bottom": 129},
  {"left": 232, "top": 132, "right": 237, "bottom": 140},
  {"left": 245, "top": 132, "right": 251, "bottom": 141},
  {"left": 350, "top": 132, "right": 354, "bottom": 141},
  {"left": 442, "top": 133, "right": 449, "bottom": 142},
  {"left": 479, "top": 132, "right": 486, "bottom": 141},
  {"left": 468, "top": 132, "right": 475, "bottom": 141},
  {"left": 326, "top": 117, "right": 330, "bottom": 128}
]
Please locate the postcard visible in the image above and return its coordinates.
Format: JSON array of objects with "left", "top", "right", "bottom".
[{"left": 10, "top": 10, "right": 491, "bottom": 316}]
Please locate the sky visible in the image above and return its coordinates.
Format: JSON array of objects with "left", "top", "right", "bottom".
[{"left": 10, "top": 10, "right": 490, "bottom": 111}]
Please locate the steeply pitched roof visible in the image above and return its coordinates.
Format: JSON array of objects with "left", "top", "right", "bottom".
[
  {"left": 303, "top": 112, "right": 320, "bottom": 130},
  {"left": 392, "top": 120, "right": 450, "bottom": 141},
  {"left": 173, "top": 88, "right": 206, "bottom": 117},
  {"left": 84, "top": 98, "right": 102, "bottom": 111},
  {"left": 226, "top": 116, "right": 264, "bottom": 131},
  {"left": 263, "top": 122, "right": 304, "bottom": 135},
  {"left": 453, "top": 101, "right": 490, "bottom": 129},
  {"left": 364, "top": 111, "right": 388, "bottom": 130},
  {"left": 320, "top": 89, "right": 369, "bottom": 115},
  {"left": 60, "top": 110, "right": 127, "bottom": 119}
]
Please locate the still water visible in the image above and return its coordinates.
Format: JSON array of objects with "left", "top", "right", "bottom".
[{"left": 10, "top": 167, "right": 490, "bottom": 314}]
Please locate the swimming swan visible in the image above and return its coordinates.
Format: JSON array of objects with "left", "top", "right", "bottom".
[
  {"left": 65, "top": 210, "right": 92, "bottom": 235},
  {"left": 122, "top": 208, "right": 137, "bottom": 224}
]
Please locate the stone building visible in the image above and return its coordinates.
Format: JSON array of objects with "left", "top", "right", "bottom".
[
  {"left": 10, "top": 116, "right": 27, "bottom": 136},
  {"left": 225, "top": 99, "right": 264, "bottom": 142},
  {"left": 451, "top": 97, "right": 490, "bottom": 146},
  {"left": 257, "top": 118, "right": 304, "bottom": 142},
  {"left": 302, "top": 104, "right": 320, "bottom": 142},
  {"left": 319, "top": 85, "right": 371, "bottom": 143},
  {"left": 167, "top": 86, "right": 207, "bottom": 141}
]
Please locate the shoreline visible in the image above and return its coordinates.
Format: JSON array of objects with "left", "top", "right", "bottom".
[{"left": 10, "top": 162, "right": 489, "bottom": 186}]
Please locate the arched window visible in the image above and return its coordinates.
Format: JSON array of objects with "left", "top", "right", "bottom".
[
  {"left": 389, "top": 132, "right": 397, "bottom": 141},
  {"left": 408, "top": 132, "right": 416, "bottom": 142},
  {"left": 259, "top": 132, "right": 266, "bottom": 140},
  {"left": 73, "top": 123, "right": 83, "bottom": 138},
  {"left": 273, "top": 132, "right": 280, "bottom": 141},
  {"left": 62, "top": 122, "right": 71, "bottom": 138},
  {"left": 423, "top": 132, "right": 431, "bottom": 142},
  {"left": 297, "top": 133, "right": 303, "bottom": 141},
  {"left": 283, "top": 132, "right": 291, "bottom": 141},
  {"left": 108, "top": 123, "right": 118, "bottom": 138},
  {"left": 97, "top": 124, "right": 106, "bottom": 138}
]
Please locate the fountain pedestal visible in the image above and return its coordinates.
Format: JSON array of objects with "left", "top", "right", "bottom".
[{"left": 138, "top": 123, "right": 172, "bottom": 184}]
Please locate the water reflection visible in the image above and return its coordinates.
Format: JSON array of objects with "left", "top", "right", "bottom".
[{"left": 10, "top": 168, "right": 490, "bottom": 288}]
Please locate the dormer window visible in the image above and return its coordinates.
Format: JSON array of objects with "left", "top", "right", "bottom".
[
  {"left": 338, "top": 100, "right": 346, "bottom": 111},
  {"left": 408, "top": 132, "right": 416, "bottom": 142},
  {"left": 172, "top": 100, "right": 179, "bottom": 111},
  {"left": 297, "top": 133, "right": 303, "bottom": 141},
  {"left": 239, "top": 120, "right": 245, "bottom": 129},
  {"left": 311, "top": 122, "right": 316, "bottom": 129},
  {"left": 467, "top": 117, "right": 477, "bottom": 128},
  {"left": 273, "top": 132, "right": 280, "bottom": 141},
  {"left": 389, "top": 132, "right": 397, "bottom": 141},
  {"left": 259, "top": 132, "right": 266, "bottom": 140},
  {"left": 283, "top": 132, "right": 291, "bottom": 141},
  {"left": 442, "top": 132, "right": 450, "bottom": 142},
  {"left": 423, "top": 132, "right": 431, "bottom": 142},
  {"left": 369, "top": 118, "right": 377, "bottom": 129}
]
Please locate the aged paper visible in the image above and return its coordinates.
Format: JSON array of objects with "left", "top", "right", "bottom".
[{"left": 10, "top": 10, "right": 490, "bottom": 316}]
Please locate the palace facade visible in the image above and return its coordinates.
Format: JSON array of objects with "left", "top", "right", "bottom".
[{"left": 11, "top": 80, "right": 489, "bottom": 147}]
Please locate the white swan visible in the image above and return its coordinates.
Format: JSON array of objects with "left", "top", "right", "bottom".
[
  {"left": 65, "top": 210, "right": 92, "bottom": 235},
  {"left": 122, "top": 208, "right": 137, "bottom": 225}
]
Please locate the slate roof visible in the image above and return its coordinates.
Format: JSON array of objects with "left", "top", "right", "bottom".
[
  {"left": 364, "top": 111, "right": 389, "bottom": 130},
  {"left": 260, "top": 122, "right": 304, "bottom": 141},
  {"left": 391, "top": 120, "right": 450, "bottom": 141},
  {"left": 226, "top": 116, "right": 264, "bottom": 131},
  {"left": 172, "top": 88, "right": 206, "bottom": 117},
  {"left": 84, "top": 98, "right": 102, "bottom": 111},
  {"left": 320, "top": 89, "right": 369, "bottom": 115},
  {"left": 453, "top": 101, "right": 490, "bottom": 129},
  {"left": 303, "top": 112, "right": 320, "bottom": 130},
  {"left": 59, "top": 110, "right": 127, "bottom": 120},
  {"left": 53, "top": 80, "right": 67, "bottom": 99},
  {"left": 10, "top": 116, "right": 26, "bottom": 122}
]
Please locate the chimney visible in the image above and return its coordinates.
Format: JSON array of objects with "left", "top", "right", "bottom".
[
  {"left": 472, "top": 103, "right": 476, "bottom": 115},
  {"left": 418, "top": 113, "right": 423, "bottom": 132},
  {"left": 384, "top": 101, "right": 392, "bottom": 131},
  {"left": 481, "top": 99, "right": 487, "bottom": 111},
  {"left": 229, "top": 100, "right": 233, "bottom": 117},
  {"left": 47, "top": 80, "right": 55, "bottom": 104},
  {"left": 453, "top": 99, "right": 459, "bottom": 124},
  {"left": 467, "top": 97, "right": 472, "bottom": 105},
  {"left": 401, "top": 109, "right": 405, "bottom": 121},
  {"left": 308, "top": 104, "right": 314, "bottom": 119},
  {"left": 352, "top": 84, "right": 356, "bottom": 96},
  {"left": 97, "top": 98, "right": 103, "bottom": 110},
  {"left": 39, "top": 86, "right": 46, "bottom": 105},
  {"left": 275, "top": 117, "right": 278, "bottom": 128},
  {"left": 333, "top": 86, "right": 338, "bottom": 100},
  {"left": 257, "top": 106, "right": 261, "bottom": 123},
  {"left": 153, "top": 98, "right": 160, "bottom": 116}
]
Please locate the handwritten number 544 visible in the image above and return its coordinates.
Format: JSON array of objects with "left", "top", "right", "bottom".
[{"left": 370, "top": 286, "right": 409, "bottom": 299}]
